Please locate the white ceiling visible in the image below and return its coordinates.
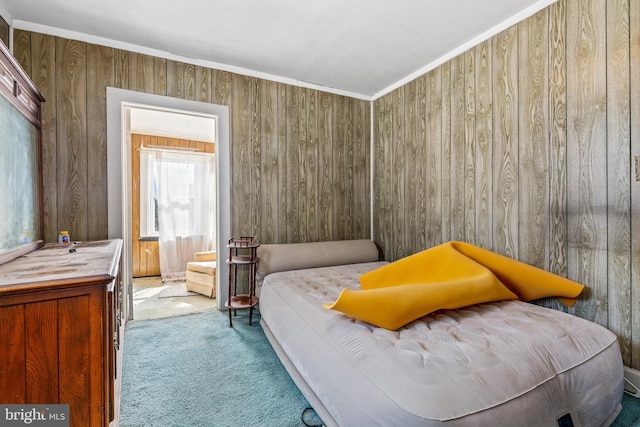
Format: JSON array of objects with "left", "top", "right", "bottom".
[{"left": 0, "top": 0, "right": 555, "bottom": 99}]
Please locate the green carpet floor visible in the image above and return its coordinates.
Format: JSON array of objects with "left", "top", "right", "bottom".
[
  {"left": 119, "top": 309, "right": 320, "bottom": 427},
  {"left": 614, "top": 394, "right": 640, "bottom": 426},
  {"left": 120, "top": 308, "right": 640, "bottom": 427}
]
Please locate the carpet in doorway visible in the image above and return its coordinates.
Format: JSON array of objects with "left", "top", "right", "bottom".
[
  {"left": 119, "top": 309, "right": 321, "bottom": 427},
  {"left": 158, "top": 279, "right": 198, "bottom": 298}
]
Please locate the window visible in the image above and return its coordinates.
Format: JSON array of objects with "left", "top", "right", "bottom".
[
  {"left": 139, "top": 148, "right": 215, "bottom": 239},
  {"left": 140, "top": 151, "right": 159, "bottom": 238}
]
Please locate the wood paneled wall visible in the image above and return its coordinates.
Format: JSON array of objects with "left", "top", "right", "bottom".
[
  {"left": 373, "top": 0, "right": 640, "bottom": 368},
  {"left": 0, "top": 15, "right": 8, "bottom": 49},
  {"left": 12, "top": 30, "right": 371, "bottom": 251}
]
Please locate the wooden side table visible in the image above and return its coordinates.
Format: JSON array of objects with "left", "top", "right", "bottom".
[{"left": 225, "top": 236, "right": 260, "bottom": 327}]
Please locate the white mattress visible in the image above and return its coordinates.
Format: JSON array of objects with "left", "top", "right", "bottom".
[{"left": 259, "top": 262, "right": 623, "bottom": 427}]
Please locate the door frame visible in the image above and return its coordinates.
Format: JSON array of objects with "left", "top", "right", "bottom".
[{"left": 106, "top": 88, "right": 231, "bottom": 319}]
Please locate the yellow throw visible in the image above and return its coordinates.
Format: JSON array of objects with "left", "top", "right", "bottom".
[{"left": 324, "top": 241, "right": 585, "bottom": 330}]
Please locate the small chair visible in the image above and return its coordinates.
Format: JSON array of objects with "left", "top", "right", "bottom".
[{"left": 186, "top": 251, "right": 216, "bottom": 298}]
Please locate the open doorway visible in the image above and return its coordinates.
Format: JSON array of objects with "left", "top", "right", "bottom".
[{"left": 106, "top": 88, "right": 231, "bottom": 322}]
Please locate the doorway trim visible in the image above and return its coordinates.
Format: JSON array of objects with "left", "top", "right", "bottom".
[{"left": 106, "top": 88, "right": 231, "bottom": 319}]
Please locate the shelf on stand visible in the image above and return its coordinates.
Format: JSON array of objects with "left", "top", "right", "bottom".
[{"left": 226, "top": 236, "right": 260, "bottom": 327}]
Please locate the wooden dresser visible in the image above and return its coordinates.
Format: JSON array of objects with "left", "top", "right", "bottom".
[{"left": 0, "top": 239, "right": 123, "bottom": 427}]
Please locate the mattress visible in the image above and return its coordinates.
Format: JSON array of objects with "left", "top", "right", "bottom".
[{"left": 259, "top": 262, "right": 623, "bottom": 427}]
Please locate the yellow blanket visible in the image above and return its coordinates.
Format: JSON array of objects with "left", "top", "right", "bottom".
[{"left": 323, "top": 241, "right": 585, "bottom": 330}]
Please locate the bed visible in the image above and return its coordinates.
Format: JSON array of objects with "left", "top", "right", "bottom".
[{"left": 257, "top": 240, "right": 624, "bottom": 427}]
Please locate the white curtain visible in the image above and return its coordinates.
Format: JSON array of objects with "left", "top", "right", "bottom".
[{"left": 141, "top": 147, "right": 216, "bottom": 282}]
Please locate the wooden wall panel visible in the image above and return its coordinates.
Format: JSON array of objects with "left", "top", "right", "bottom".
[
  {"left": 0, "top": 305, "right": 26, "bottom": 402},
  {"left": 492, "top": 25, "right": 519, "bottom": 259},
  {"left": 566, "top": 0, "right": 608, "bottom": 325},
  {"left": 404, "top": 80, "right": 418, "bottom": 253},
  {"left": 463, "top": 50, "right": 476, "bottom": 245},
  {"left": 260, "top": 80, "right": 278, "bottom": 244},
  {"left": 87, "top": 44, "right": 114, "bottom": 241},
  {"left": 0, "top": 15, "right": 8, "bottom": 49},
  {"left": 607, "top": 0, "right": 632, "bottom": 365},
  {"left": 15, "top": 29, "right": 370, "bottom": 285},
  {"left": 372, "top": 0, "right": 640, "bottom": 367},
  {"left": 449, "top": 55, "right": 466, "bottom": 242},
  {"left": 154, "top": 57, "right": 167, "bottom": 96},
  {"left": 56, "top": 38, "right": 88, "bottom": 240},
  {"left": 425, "top": 69, "right": 443, "bottom": 248},
  {"left": 26, "top": 301, "right": 58, "bottom": 403},
  {"left": 318, "top": 92, "right": 332, "bottom": 241},
  {"left": 630, "top": 0, "right": 640, "bottom": 369},
  {"left": 285, "top": 86, "right": 300, "bottom": 243},
  {"left": 333, "top": 97, "right": 347, "bottom": 239},
  {"left": 392, "top": 87, "right": 405, "bottom": 259},
  {"left": 548, "top": 0, "right": 568, "bottom": 285},
  {"left": 305, "top": 89, "right": 318, "bottom": 243},
  {"left": 29, "top": 32, "right": 58, "bottom": 244},
  {"left": 475, "top": 40, "right": 492, "bottom": 249},
  {"left": 518, "top": 9, "right": 549, "bottom": 269}
]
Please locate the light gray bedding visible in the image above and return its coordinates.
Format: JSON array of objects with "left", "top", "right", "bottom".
[{"left": 259, "top": 261, "right": 623, "bottom": 427}]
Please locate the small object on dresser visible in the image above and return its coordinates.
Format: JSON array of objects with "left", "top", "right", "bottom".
[{"left": 59, "top": 230, "right": 70, "bottom": 244}]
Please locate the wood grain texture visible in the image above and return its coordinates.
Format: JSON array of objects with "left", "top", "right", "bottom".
[
  {"left": 0, "top": 305, "right": 26, "bottom": 402},
  {"left": 426, "top": 69, "right": 443, "bottom": 248},
  {"left": 318, "top": 92, "right": 333, "bottom": 241},
  {"left": 440, "top": 61, "right": 452, "bottom": 244},
  {"left": 128, "top": 52, "right": 154, "bottom": 93},
  {"left": 231, "top": 74, "right": 252, "bottom": 237},
  {"left": 113, "top": 49, "right": 128, "bottom": 90},
  {"left": 629, "top": 0, "right": 640, "bottom": 368},
  {"left": 370, "top": 0, "right": 638, "bottom": 367},
  {"left": 87, "top": 44, "right": 114, "bottom": 241},
  {"left": 306, "top": 89, "right": 319, "bottom": 242},
  {"left": 548, "top": 0, "right": 569, "bottom": 286},
  {"left": 353, "top": 99, "right": 370, "bottom": 239},
  {"left": 56, "top": 38, "right": 88, "bottom": 240},
  {"left": 13, "top": 30, "right": 31, "bottom": 76},
  {"left": 260, "top": 80, "right": 278, "bottom": 243},
  {"left": 195, "top": 66, "right": 211, "bottom": 103},
  {"left": 606, "top": 0, "right": 632, "bottom": 364},
  {"left": 25, "top": 300, "right": 58, "bottom": 403},
  {"left": 285, "top": 86, "right": 300, "bottom": 243},
  {"left": 184, "top": 63, "right": 196, "bottom": 101},
  {"left": 154, "top": 57, "right": 167, "bottom": 96},
  {"left": 59, "top": 295, "right": 92, "bottom": 426},
  {"left": 567, "top": 0, "right": 608, "bottom": 325},
  {"left": 333, "top": 96, "right": 347, "bottom": 239},
  {"left": 474, "top": 40, "right": 492, "bottom": 249},
  {"left": 449, "top": 55, "right": 466, "bottom": 242},
  {"left": 0, "top": 15, "right": 8, "bottom": 49},
  {"left": 166, "top": 60, "right": 184, "bottom": 98},
  {"left": 14, "top": 29, "right": 371, "bottom": 297},
  {"left": 30, "top": 33, "right": 58, "bottom": 244},
  {"left": 393, "top": 86, "right": 405, "bottom": 259},
  {"left": 518, "top": 9, "right": 550, "bottom": 270},
  {"left": 464, "top": 50, "right": 476, "bottom": 244},
  {"left": 404, "top": 80, "right": 418, "bottom": 253},
  {"left": 492, "top": 25, "right": 519, "bottom": 259}
]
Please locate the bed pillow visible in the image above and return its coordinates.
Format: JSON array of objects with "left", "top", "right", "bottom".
[
  {"left": 256, "top": 239, "right": 379, "bottom": 281},
  {"left": 324, "top": 241, "right": 585, "bottom": 330}
]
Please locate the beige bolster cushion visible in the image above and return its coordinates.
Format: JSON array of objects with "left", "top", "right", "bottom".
[
  {"left": 256, "top": 239, "right": 379, "bottom": 281},
  {"left": 187, "top": 261, "right": 217, "bottom": 275},
  {"left": 194, "top": 251, "right": 217, "bottom": 262}
]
